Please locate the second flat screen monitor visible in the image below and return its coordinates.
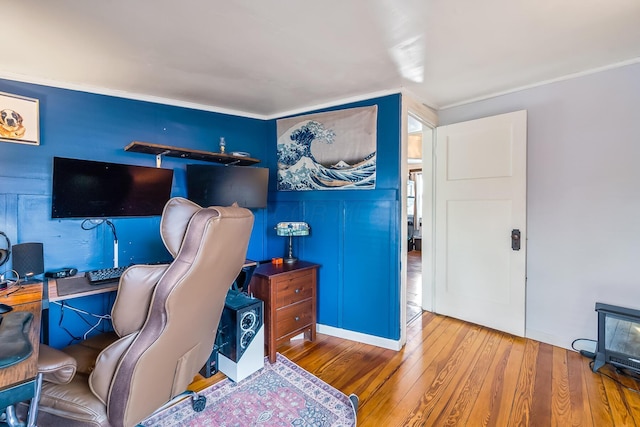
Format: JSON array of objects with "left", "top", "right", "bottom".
[{"left": 186, "top": 165, "right": 269, "bottom": 209}]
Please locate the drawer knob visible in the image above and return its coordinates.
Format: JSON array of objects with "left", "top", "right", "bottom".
[
  {"left": 295, "top": 316, "right": 300, "bottom": 322},
  {"left": 295, "top": 289, "right": 300, "bottom": 294}
]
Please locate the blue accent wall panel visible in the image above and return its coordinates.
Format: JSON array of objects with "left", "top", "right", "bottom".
[
  {"left": 266, "top": 94, "right": 402, "bottom": 340},
  {"left": 343, "top": 199, "right": 398, "bottom": 336},
  {"left": 246, "top": 209, "right": 268, "bottom": 262},
  {"left": 301, "top": 199, "right": 342, "bottom": 326}
]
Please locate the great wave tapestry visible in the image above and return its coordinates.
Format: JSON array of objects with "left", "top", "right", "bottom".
[{"left": 276, "top": 105, "right": 377, "bottom": 191}]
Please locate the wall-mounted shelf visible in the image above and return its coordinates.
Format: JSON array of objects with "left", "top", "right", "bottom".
[{"left": 125, "top": 141, "right": 260, "bottom": 167}]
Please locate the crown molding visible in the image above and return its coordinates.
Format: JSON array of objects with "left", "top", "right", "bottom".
[
  {"left": 0, "top": 71, "right": 268, "bottom": 120},
  {"left": 0, "top": 71, "right": 403, "bottom": 121},
  {"left": 440, "top": 57, "right": 640, "bottom": 110},
  {"left": 266, "top": 88, "right": 401, "bottom": 120}
]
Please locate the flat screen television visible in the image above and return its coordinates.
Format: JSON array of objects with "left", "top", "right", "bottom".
[
  {"left": 186, "top": 165, "right": 269, "bottom": 209},
  {"left": 51, "top": 157, "right": 174, "bottom": 218},
  {"left": 593, "top": 302, "right": 640, "bottom": 375}
]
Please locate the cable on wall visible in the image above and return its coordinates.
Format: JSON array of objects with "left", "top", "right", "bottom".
[{"left": 81, "top": 218, "right": 119, "bottom": 267}]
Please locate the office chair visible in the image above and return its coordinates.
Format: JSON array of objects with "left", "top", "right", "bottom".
[{"left": 34, "top": 197, "right": 254, "bottom": 427}]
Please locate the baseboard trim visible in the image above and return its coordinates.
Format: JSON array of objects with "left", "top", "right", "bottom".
[
  {"left": 525, "top": 328, "right": 583, "bottom": 351},
  {"left": 317, "top": 324, "right": 402, "bottom": 351}
]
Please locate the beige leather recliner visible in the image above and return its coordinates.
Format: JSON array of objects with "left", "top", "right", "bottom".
[{"left": 35, "top": 197, "right": 254, "bottom": 427}]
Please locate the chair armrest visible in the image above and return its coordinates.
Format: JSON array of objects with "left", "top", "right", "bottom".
[
  {"left": 38, "top": 344, "right": 77, "bottom": 384},
  {"left": 60, "top": 332, "right": 119, "bottom": 375}
]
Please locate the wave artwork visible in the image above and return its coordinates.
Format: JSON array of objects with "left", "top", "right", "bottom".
[{"left": 276, "top": 106, "right": 377, "bottom": 191}]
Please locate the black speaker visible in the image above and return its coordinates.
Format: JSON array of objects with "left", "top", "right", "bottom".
[
  {"left": 0, "top": 231, "right": 10, "bottom": 267},
  {"left": 201, "top": 290, "right": 263, "bottom": 377},
  {"left": 218, "top": 290, "right": 263, "bottom": 362},
  {"left": 12, "top": 242, "right": 44, "bottom": 280}
]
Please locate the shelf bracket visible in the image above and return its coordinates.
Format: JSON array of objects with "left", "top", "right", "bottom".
[{"left": 155, "top": 150, "right": 170, "bottom": 168}]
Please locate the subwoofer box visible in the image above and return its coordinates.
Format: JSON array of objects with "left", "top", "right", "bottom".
[{"left": 201, "top": 290, "right": 264, "bottom": 381}]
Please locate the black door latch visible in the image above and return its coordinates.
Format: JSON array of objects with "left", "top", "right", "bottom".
[{"left": 511, "top": 229, "right": 521, "bottom": 251}]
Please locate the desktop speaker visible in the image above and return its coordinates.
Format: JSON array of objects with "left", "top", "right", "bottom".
[
  {"left": 217, "top": 291, "right": 263, "bottom": 362},
  {"left": 12, "top": 242, "right": 44, "bottom": 280},
  {"left": 201, "top": 290, "right": 264, "bottom": 380}
]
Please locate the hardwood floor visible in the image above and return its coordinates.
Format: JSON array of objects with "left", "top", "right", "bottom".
[
  {"left": 407, "top": 250, "right": 422, "bottom": 323},
  {"left": 192, "top": 312, "right": 640, "bottom": 426}
]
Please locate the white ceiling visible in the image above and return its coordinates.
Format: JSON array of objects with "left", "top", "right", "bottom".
[{"left": 3, "top": 0, "right": 640, "bottom": 118}]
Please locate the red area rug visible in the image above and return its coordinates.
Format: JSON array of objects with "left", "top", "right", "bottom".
[{"left": 142, "top": 353, "right": 357, "bottom": 426}]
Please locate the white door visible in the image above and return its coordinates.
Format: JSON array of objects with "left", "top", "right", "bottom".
[{"left": 435, "top": 110, "right": 527, "bottom": 336}]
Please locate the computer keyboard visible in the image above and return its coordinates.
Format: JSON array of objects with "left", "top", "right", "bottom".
[{"left": 86, "top": 266, "right": 128, "bottom": 284}]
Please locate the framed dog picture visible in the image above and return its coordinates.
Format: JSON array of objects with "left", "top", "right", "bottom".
[{"left": 0, "top": 91, "right": 39, "bottom": 146}]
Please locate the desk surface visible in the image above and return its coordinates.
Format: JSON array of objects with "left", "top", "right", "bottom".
[
  {"left": 0, "top": 282, "right": 42, "bottom": 389},
  {"left": 48, "top": 276, "right": 118, "bottom": 303},
  {"left": 49, "top": 259, "right": 259, "bottom": 302},
  {"left": 252, "top": 260, "right": 319, "bottom": 277}
]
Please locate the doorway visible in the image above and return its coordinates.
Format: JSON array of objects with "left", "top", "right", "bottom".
[
  {"left": 399, "top": 98, "right": 527, "bottom": 346},
  {"left": 406, "top": 115, "right": 424, "bottom": 323},
  {"left": 399, "top": 95, "right": 437, "bottom": 346}
]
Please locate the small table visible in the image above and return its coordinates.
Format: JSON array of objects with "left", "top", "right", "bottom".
[
  {"left": 249, "top": 261, "right": 318, "bottom": 363},
  {"left": 0, "top": 281, "right": 43, "bottom": 427}
]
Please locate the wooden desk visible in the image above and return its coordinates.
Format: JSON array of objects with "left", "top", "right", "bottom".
[
  {"left": 44, "top": 260, "right": 258, "bottom": 346},
  {"left": 48, "top": 276, "right": 118, "bottom": 303},
  {"left": 48, "top": 260, "right": 258, "bottom": 302},
  {"left": 0, "top": 282, "right": 43, "bottom": 426},
  {"left": 0, "top": 282, "right": 42, "bottom": 388}
]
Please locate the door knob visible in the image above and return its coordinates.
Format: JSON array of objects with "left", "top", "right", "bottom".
[{"left": 511, "top": 229, "right": 521, "bottom": 251}]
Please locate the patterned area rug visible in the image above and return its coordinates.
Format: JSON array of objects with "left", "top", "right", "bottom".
[{"left": 142, "top": 353, "right": 357, "bottom": 427}]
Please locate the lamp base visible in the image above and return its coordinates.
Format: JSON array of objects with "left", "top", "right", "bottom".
[{"left": 284, "top": 235, "right": 297, "bottom": 264}]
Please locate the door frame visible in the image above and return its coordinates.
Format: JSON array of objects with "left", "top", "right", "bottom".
[{"left": 400, "top": 93, "right": 437, "bottom": 346}]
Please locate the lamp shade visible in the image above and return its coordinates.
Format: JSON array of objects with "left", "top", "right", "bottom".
[{"left": 275, "top": 222, "right": 310, "bottom": 237}]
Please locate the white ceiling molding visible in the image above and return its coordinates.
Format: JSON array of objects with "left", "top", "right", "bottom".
[
  {"left": 439, "top": 57, "right": 640, "bottom": 110},
  {"left": 266, "top": 88, "right": 402, "bottom": 121},
  {"left": 0, "top": 70, "right": 268, "bottom": 120}
]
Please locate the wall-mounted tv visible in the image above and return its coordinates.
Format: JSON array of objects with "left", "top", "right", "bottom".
[
  {"left": 186, "top": 165, "right": 269, "bottom": 209},
  {"left": 51, "top": 157, "right": 174, "bottom": 218}
]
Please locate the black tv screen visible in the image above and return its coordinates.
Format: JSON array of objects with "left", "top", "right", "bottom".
[
  {"left": 186, "top": 165, "right": 269, "bottom": 209},
  {"left": 51, "top": 157, "right": 174, "bottom": 218}
]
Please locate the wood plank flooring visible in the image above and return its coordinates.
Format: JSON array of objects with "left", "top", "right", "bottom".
[
  {"left": 191, "top": 312, "right": 640, "bottom": 426},
  {"left": 406, "top": 250, "right": 422, "bottom": 323}
]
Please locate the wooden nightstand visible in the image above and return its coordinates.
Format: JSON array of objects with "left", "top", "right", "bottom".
[{"left": 248, "top": 261, "right": 318, "bottom": 363}]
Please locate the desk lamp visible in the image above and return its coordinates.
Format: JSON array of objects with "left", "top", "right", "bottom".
[{"left": 275, "top": 222, "right": 310, "bottom": 264}]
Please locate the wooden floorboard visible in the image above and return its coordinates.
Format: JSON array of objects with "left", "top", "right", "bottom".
[{"left": 191, "top": 311, "right": 640, "bottom": 426}]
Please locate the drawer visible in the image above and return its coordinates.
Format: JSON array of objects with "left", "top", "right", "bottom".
[
  {"left": 275, "top": 271, "right": 314, "bottom": 308},
  {"left": 276, "top": 299, "right": 313, "bottom": 338},
  {"left": 273, "top": 268, "right": 314, "bottom": 290}
]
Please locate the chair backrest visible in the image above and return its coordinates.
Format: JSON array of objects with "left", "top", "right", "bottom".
[{"left": 95, "top": 198, "right": 253, "bottom": 426}]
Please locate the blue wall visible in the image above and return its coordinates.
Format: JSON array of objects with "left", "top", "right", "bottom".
[
  {"left": 266, "top": 94, "right": 402, "bottom": 339},
  {"left": 0, "top": 78, "right": 270, "bottom": 347},
  {"left": 0, "top": 77, "right": 402, "bottom": 346}
]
